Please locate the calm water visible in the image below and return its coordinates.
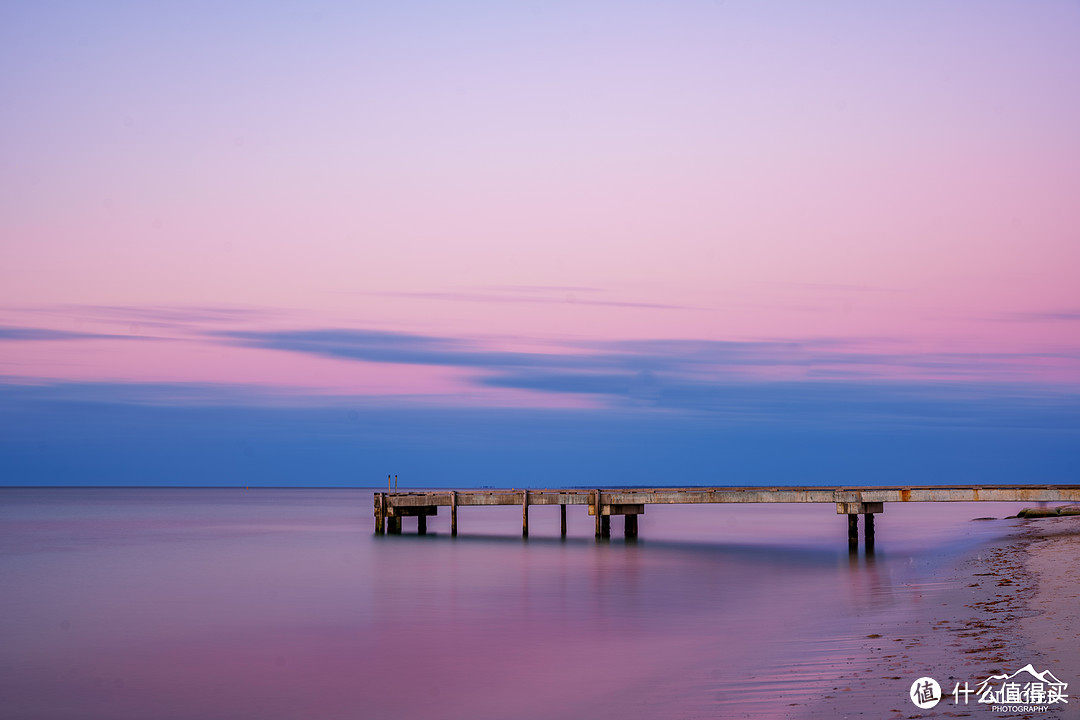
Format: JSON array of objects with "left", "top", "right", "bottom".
[{"left": 0, "top": 488, "right": 1028, "bottom": 719}]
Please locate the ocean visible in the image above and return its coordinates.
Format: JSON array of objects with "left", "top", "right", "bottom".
[{"left": 0, "top": 488, "right": 1029, "bottom": 719}]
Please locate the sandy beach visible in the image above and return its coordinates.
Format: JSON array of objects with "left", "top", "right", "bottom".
[
  {"left": 1020, "top": 516, "right": 1080, "bottom": 715},
  {"left": 810, "top": 513, "right": 1080, "bottom": 720}
]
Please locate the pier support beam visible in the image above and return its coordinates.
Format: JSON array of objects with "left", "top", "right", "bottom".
[
  {"left": 590, "top": 497, "right": 643, "bottom": 540},
  {"left": 836, "top": 502, "right": 883, "bottom": 515},
  {"left": 450, "top": 491, "right": 457, "bottom": 537},
  {"left": 838, "top": 502, "right": 882, "bottom": 552},
  {"left": 386, "top": 505, "right": 436, "bottom": 535},
  {"left": 560, "top": 504, "right": 566, "bottom": 537}
]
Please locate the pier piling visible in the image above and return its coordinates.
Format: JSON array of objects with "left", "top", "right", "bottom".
[
  {"left": 375, "top": 493, "right": 386, "bottom": 534},
  {"left": 450, "top": 491, "right": 457, "bottom": 536},
  {"left": 847, "top": 514, "right": 858, "bottom": 552},
  {"left": 594, "top": 490, "right": 602, "bottom": 537},
  {"left": 560, "top": 504, "right": 566, "bottom": 537},
  {"left": 522, "top": 490, "right": 529, "bottom": 537}
]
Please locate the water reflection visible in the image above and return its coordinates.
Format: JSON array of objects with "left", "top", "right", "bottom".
[{"left": 0, "top": 489, "right": 1026, "bottom": 720}]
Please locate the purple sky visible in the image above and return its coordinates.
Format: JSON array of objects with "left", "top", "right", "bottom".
[{"left": 2, "top": 1, "right": 1078, "bottom": 486}]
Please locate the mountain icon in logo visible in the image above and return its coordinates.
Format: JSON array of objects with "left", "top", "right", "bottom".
[{"left": 976, "top": 664, "right": 1069, "bottom": 705}]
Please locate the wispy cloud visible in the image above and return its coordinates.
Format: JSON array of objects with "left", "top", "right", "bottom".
[
  {"left": 477, "top": 370, "right": 1080, "bottom": 428},
  {"left": 214, "top": 327, "right": 1080, "bottom": 379},
  {"left": 215, "top": 328, "right": 611, "bottom": 371},
  {"left": 74, "top": 305, "right": 275, "bottom": 325},
  {"left": 0, "top": 378, "right": 296, "bottom": 406},
  {"left": 5, "top": 305, "right": 279, "bottom": 333},
  {"left": 208, "top": 327, "right": 1080, "bottom": 424},
  {"left": 991, "top": 309, "right": 1080, "bottom": 323},
  {"left": 0, "top": 326, "right": 152, "bottom": 342},
  {"left": 364, "top": 286, "right": 687, "bottom": 310},
  {"left": 754, "top": 281, "right": 904, "bottom": 294},
  {"left": 212, "top": 329, "right": 843, "bottom": 377}
]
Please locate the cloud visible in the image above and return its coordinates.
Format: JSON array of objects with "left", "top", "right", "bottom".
[
  {"left": 215, "top": 328, "right": 613, "bottom": 371},
  {"left": 0, "top": 378, "right": 313, "bottom": 407},
  {"left": 478, "top": 370, "right": 1080, "bottom": 429},
  {"left": 0, "top": 326, "right": 152, "bottom": 342},
  {"left": 586, "top": 338, "right": 1080, "bottom": 375},
  {"left": 70, "top": 305, "right": 275, "bottom": 326},
  {"left": 364, "top": 287, "right": 687, "bottom": 310},
  {"left": 211, "top": 328, "right": 1080, "bottom": 411},
  {"left": 214, "top": 328, "right": 839, "bottom": 376},
  {"left": 992, "top": 310, "right": 1080, "bottom": 323},
  {"left": 4, "top": 305, "right": 279, "bottom": 334}
]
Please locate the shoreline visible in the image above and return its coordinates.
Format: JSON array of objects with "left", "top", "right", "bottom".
[
  {"left": 1019, "top": 515, "right": 1080, "bottom": 711},
  {"left": 805, "top": 513, "right": 1080, "bottom": 720}
]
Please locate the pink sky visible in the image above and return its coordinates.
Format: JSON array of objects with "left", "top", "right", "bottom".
[{"left": 2, "top": 1, "right": 1079, "bottom": 400}]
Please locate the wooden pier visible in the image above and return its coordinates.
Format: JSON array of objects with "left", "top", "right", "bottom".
[{"left": 374, "top": 484, "right": 1080, "bottom": 550}]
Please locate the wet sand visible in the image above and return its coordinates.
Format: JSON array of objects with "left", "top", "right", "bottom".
[
  {"left": 1020, "top": 515, "right": 1080, "bottom": 711},
  {"left": 807, "top": 514, "right": 1080, "bottom": 720}
]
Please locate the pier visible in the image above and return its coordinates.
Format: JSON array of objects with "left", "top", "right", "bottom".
[{"left": 373, "top": 484, "right": 1080, "bottom": 550}]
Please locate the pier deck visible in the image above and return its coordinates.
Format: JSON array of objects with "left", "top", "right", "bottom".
[{"left": 373, "top": 484, "right": 1080, "bottom": 549}]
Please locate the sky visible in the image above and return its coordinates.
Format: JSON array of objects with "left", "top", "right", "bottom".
[{"left": 2, "top": 0, "right": 1078, "bottom": 487}]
